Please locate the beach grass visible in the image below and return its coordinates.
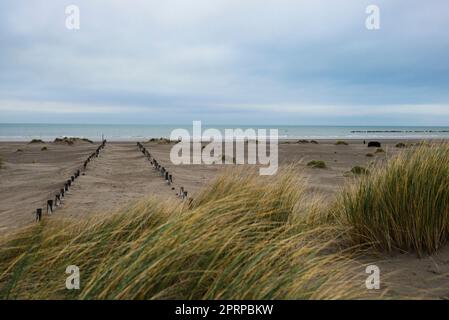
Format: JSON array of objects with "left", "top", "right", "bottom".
[
  {"left": 29, "top": 139, "right": 44, "bottom": 144},
  {"left": 0, "top": 167, "right": 366, "bottom": 300},
  {"left": 307, "top": 160, "right": 326, "bottom": 168},
  {"left": 337, "top": 142, "right": 449, "bottom": 255},
  {"left": 350, "top": 166, "right": 369, "bottom": 175},
  {"left": 54, "top": 137, "right": 93, "bottom": 145}
]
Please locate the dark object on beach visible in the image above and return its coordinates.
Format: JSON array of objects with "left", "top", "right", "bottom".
[
  {"left": 310, "top": 140, "right": 319, "bottom": 144},
  {"left": 396, "top": 142, "right": 406, "bottom": 148},
  {"left": 41, "top": 146, "right": 48, "bottom": 151},
  {"left": 363, "top": 140, "right": 366, "bottom": 145},
  {"left": 297, "top": 140, "right": 310, "bottom": 144},
  {"left": 368, "top": 141, "right": 381, "bottom": 148},
  {"left": 335, "top": 141, "right": 348, "bottom": 146},
  {"left": 60, "top": 188, "right": 65, "bottom": 198},
  {"left": 47, "top": 200, "right": 54, "bottom": 214},
  {"left": 64, "top": 183, "right": 69, "bottom": 192},
  {"left": 67, "top": 180, "right": 72, "bottom": 187},
  {"left": 171, "top": 187, "right": 175, "bottom": 190},
  {"left": 71, "top": 176, "right": 75, "bottom": 182},
  {"left": 35, "top": 208, "right": 42, "bottom": 222},
  {"left": 366, "top": 153, "right": 374, "bottom": 157}
]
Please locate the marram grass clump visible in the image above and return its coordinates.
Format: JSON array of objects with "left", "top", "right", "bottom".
[
  {"left": 337, "top": 142, "right": 449, "bottom": 255},
  {"left": 0, "top": 167, "right": 366, "bottom": 300},
  {"left": 307, "top": 160, "right": 326, "bottom": 169}
]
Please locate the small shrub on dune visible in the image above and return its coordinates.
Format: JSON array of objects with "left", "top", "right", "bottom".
[
  {"left": 81, "top": 138, "right": 94, "bottom": 144},
  {"left": 41, "top": 146, "right": 48, "bottom": 151},
  {"left": 350, "top": 166, "right": 369, "bottom": 175},
  {"left": 335, "top": 141, "right": 348, "bottom": 146},
  {"left": 147, "top": 137, "right": 172, "bottom": 144},
  {"left": 395, "top": 142, "right": 406, "bottom": 148},
  {"left": 375, "top": 148, "right": 384, "bottom": 153},
  {"left": 157, "top": 137, "right": 172, "bottom": 144},
  {"left": 54, "top": 137, "right": 92, "bottom": 145},
  {"left": 29, "top": 139, "right": 44, "bottom": 144},
  {"left": 365, "top": 153, "right": 374, "bottom": 157},
  {"left": 307, "top": 160, "right": 326, "bottom": 169},
  {"left": 54, "top": 137, "right": 74, "bottom": 145},
  {"left": 337, "top": 143, "right": 449, "bottom": 255}
]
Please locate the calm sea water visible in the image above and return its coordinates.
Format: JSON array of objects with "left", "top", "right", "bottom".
[{"left": 0, "top": 124, "right": 449, "bottom": 141}]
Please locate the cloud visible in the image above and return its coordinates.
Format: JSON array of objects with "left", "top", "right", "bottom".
[{"left": 0, "top": 0, "right": 448, "bottom": 124}]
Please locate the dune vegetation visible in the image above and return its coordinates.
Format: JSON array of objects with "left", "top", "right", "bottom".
[
  {"left": 29, "top": 139, "right": 45, "bottom": 144},
  {"left": 307, "top": 160, "right": 326, "bottom": 168},
  {"left": 0, "top": 142, "right": 448, "bottom": 299},
  {"left": 338, "top": 142, "right": 449, "bottom": 255},
  {"left": 54, "top": 137, "right": 93, "bottom": 145},
  {"left": 0, "top": 166, "right": 366, "bottom": 300}
]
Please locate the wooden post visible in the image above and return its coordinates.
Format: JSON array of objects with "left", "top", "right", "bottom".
[
  {"left": 36, "top": 208, "right": 42, "bottom": 222},
  {"left": 47, "top": 200, "right": 54, "bottom": 214}
]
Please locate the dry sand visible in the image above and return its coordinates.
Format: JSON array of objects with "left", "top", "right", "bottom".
[
  {"left": 0, "top": 138, "right": 395, "bottom": 232},
  {"left": 1, "top": 138, "right": 449, "bottom": 299}
]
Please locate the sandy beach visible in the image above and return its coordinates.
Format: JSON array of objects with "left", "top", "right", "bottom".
[
  {"left": 0, "top": 138, "right": 406, "bottom": 232},
  {"left": 1, "top": 138, "right": 449, "bottom": 299},
  {"left": 1, "top": 138, "right": 445, "bottom": 231}
]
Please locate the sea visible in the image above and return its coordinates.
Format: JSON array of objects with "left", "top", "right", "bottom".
[{"left": 0, "top": 124, "right": 448, "bottom": 142}]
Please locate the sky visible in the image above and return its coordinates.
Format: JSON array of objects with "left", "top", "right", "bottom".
[{"left": 0, "top": 0, "right": 448, "bottom": 125}]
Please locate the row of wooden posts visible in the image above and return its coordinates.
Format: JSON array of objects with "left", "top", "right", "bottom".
[
  {"left": 34, "top": 140, "right": 107, "bottom": 222},
  {"left": 136, "top": 142, "right": 190, "bottom": 200}
]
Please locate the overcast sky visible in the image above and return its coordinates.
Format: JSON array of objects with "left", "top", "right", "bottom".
[{"left": 0, "top": 0, "right": 448, "bottom": 125}]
